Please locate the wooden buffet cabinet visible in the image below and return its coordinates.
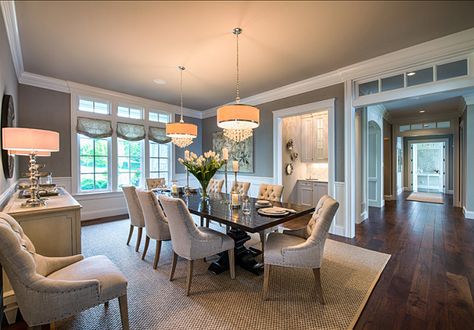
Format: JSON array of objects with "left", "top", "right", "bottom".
[{"left": 1, "top": 187, "right": 82, "bottom": 325}]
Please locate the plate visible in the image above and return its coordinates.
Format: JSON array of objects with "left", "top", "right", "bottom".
[
  {"left": 256, "top": 200, "right": 272, "bottom": 206},
  {"left": 258, "top": 207, "right": 290, "bottom": 217}
]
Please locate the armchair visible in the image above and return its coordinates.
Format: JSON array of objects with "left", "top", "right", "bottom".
[
  {"left": 263, "top": 195, "right": 339, "bottom": 303},
  {"left": 0, "top": 212, "right": 129, "bottom": 329}
]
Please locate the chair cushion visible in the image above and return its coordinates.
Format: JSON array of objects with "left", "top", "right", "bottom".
[
  {"left": 189, "top": 227, "right": 235, "bottom": 259},
  {"left": 47, "top": 255, "right": 127, "bottom": 302},
  {"left": 265, "top": 232, "right": 306, "bottom": 266}
]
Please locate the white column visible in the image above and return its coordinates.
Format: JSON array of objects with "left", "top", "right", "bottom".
[{"left": 463, "top": 94, "right": 474, "bottom": 219}]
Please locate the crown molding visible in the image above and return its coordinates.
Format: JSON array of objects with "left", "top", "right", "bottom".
[
  {"left": 19, "top": 71, "right": 70, "bottom": 93},
  {"left": 1, "top": 1, "right": 23, "bottom": 80}
]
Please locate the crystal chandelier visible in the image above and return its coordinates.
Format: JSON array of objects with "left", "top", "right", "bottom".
[
  {"left": 217, "top": 28, "right": 259, "bottom": 143},
  {"left": 166, "top": 66, "right": 198, "bottom": 148}
]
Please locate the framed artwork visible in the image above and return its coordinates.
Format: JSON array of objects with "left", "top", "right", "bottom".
[
  {"left": 212, "top": 131, "right": 254, "bottom": 173},
  {"left": 1, "top": 94, "right": 15, "bottom": 179}
]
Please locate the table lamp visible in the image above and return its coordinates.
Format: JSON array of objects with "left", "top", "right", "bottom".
[{"left": 2, "top": 128, "right": 59, "bottom": 207}]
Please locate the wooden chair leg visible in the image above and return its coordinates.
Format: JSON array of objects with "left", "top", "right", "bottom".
[
  {"left": 313, "top": 268, "right": 325, "bottom": 304},
  {"left": 153, "top": 240, "right": 162, "bottom": 269},
  {"left": 205, "top": 218, "right": 210, "bottom": 227},
  {"left": 135, "top": 227, "right": 143, "bottom": 252},
  {"left": 126, "top": 225, "right": 134, "bottom": 245},
  {"left": 263, "top": 264, "right": 271, "bottom": 300},
  {"left": 169, "top": 251, "right": 178, "bottom": 281},
  {"left": 186, "top": 259, "right": 194, "bottom": 296},
  {"left": 228, "top": 249, "right": 235, "bottom": 279},
  {"left": 104, "top": 301, "right": 109, "bottom": 308},
  {"left": 141, "top": 236, "right": 150, "bottom": 260},
  {"left": 259, "top": 231, "right": 266, "bottom": 262},
  {"left": 118, "top": 294, "right": 130, "bottom": 330},
  {"left": 200, "top": 216, "right": 204, "bottom": 227},
  {"left": 50, "top": 321, "right": 56, "bottom": 330}
]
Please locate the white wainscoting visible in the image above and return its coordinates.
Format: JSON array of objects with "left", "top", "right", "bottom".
[
  {"left": 0, "top": 180, "right": 18, "bottom": 208},
  {"left": 463, "top": 207, "right": 474, "bottom": 220},
  {"left": 329, "top": 181, "right": 346, "bottom": 236},
  {"left": 74, "top": 191, "right": 127, "bottom": 221}
]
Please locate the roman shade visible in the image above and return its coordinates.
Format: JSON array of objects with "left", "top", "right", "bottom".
[
  {"left": 77, "top": 117, "right": 112, "bottom": 138},
  {"left": 117, "top": 123, "right": 146, "bottom": 141},
  {"left": 149, "top": 126, "right": 171, "bottom": 144}
]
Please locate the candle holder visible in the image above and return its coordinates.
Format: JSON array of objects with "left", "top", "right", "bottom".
[
  {"left": 222, "top": 160, "right": 230, "bottom": 204},
  {"left": 231, "top": 171, "right": 240, "bottom": 208},
  {"left": 184, "top": 167, "right": 191, "bottom": 195}
]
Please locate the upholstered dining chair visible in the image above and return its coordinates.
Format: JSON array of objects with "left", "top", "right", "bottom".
[
  {"left": 158, "top": 195, "right": 236, "bottom": 296},
  {"left": 146, "top": 177, "right": 166, "bottom": 190},
  {"left": 0, "top": 212, "right": 129, "bottom": 329},
  {"left": 263, "top": 195, "right": 339, "bottom": 303},
  {"left": 232, "top": 181, "right": 251, "bottom": 196},
  {"left": 257, "top": 183, "right": 284, "bottom": 202},
  {"left": 122, "top": 185, "right": 145, "bottom": 252},
  {"left": 136, "top": 190, "right": 172, "bottom": 269},
  {"left": 207, "top": 178, "right": 224, "bottom": 194}
]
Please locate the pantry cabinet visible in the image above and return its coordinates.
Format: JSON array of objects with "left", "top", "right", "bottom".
[{"left": 301, "top": 112, "right": 328, "bottom": 162}]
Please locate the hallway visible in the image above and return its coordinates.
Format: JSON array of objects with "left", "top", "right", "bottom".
[{"left": 331, "top": 193, "right": 474, "bottom": 329}]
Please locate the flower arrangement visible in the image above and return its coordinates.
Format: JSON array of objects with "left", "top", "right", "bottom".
[{"left": 179, "top": 150, "right": 225, "bottom": 199}]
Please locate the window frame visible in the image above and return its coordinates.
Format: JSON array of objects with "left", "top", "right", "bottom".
[{"left": 77, "top": 135, "right": 112, "bottom": 193}]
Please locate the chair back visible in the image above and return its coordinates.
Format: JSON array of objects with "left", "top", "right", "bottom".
[
  {"left": 146, "top": 178, "right": 166, "bottom": 190},
  {"left": 122, "top": 186, "right": 145, "bottom": 227},
  {"left": 306, "top": 195, "right": 339, "bottom": 244},
  {"left": 136, "top": 191, "right": 170, "bottom": 241},
  {"left": 232, "top": 181, "right": 251, "bottom": 196},
  {"left": 158, "top": 195, "right": 206, "bottom": 259},
  {"left": 207, "top": 179, "right": 224, "bottom": 193},
  {"left": 257, "top": 184, "right": 283, "bottom": 202}
]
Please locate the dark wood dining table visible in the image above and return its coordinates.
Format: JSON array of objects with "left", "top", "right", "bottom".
[{"left": 173, "top": 192, "right": 315, "bottom": 275}]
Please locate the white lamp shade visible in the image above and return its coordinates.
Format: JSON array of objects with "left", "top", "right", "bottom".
[{"left": 2, "top": 128, "right": 60, "bottom": 152}]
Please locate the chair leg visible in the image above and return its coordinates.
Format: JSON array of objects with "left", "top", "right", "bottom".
[
  {"left": 141, "top": 236, "right": 150, "bottom": 260},
  {"left": 263, "top": 264, "right": 271, "bottom": 300},
  {"left": 228, "top": 249, "right": 235, "bottom": 279},
  {"left": 104, "top": 301, "right": 109, "bottom": 308},
  {"left": 169, "top": 251, "right": 178, "bottom": 281},
  {"left": 118, "top": 294, "right": 130, "bottom": 330},
  {"left": 135, "top": 227, "right": 143, "bottom": 252},
  {"left": 186, "top": 259, "right": 194, "bottom": 296},
  {"left": 205, "top": 218, "right": 210, "bottom": 227},
  {"left": 259, "top": 231, "right": 266, "bottom": 262},
  {"left": 50, "top": 321, "right": 56, "bottom": 330},
  {"left": 153, "top": 240, "right": 162, "bottom": 269},
  {"left": 126, "top": 225, "right": 134, "bottom": 245},
  {"left": 313, "top": 268, "right": 325, "bottom": 305},
  {"left": 200, "top": 216, "right": 204, "bottom": 227}
]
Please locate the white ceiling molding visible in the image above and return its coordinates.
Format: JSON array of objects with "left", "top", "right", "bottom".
[
  {"left": 1, "top": 1, "right": 23, "bottom": 80},
  {"left": 19, "top": 71, "right": 70, "bottom": 93}
]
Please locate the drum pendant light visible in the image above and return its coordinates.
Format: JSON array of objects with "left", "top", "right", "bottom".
[
  {"left": 217, "top": 28, "right": 259, "bottom": 142},
  {"left": 166, "top": 66, "right": 198, "bottom": 148}
]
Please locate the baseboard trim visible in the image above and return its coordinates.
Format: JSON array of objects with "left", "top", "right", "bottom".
[
  {"left": 81, "top": 207, "right": 128, "bottom": 221},
  {"left": 463, "top": 207, "right": 474, "bottom": 219},
  {"left": 82, "top": 214, "right": 128, "bottom": 226}
]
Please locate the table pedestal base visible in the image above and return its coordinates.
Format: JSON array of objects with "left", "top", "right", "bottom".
[{"left": 208, "top": 229, "right": 263, "bottom": 276}]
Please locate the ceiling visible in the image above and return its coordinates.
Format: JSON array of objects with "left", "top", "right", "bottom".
[
  {"left": 383, "top": 93, "right": 466, "bottom": 119},
  {"left": 15, "top": 1, "right": 474, "bottom": 110}
]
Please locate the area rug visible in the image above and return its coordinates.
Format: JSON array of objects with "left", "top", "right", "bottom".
[
  {"left": 57, "top": 220, "right": 390, "bottom": 330},
  {"left": 406, "top": 192, "right": 444, "bottom": 204}
]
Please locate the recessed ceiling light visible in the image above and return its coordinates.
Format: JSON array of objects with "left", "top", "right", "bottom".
[
  {"left": 407, "top": 72, "right": 416, "bottom": 76},
  {"left": 153, "top": 78, "right": 166, "bottom": 85},
  {"left": 419, "top": 110, "right": 425, "bottom": 113}
]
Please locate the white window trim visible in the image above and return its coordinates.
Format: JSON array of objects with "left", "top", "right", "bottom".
[{"left": 71, "top": 91, "right": 175, "bottom": 195}]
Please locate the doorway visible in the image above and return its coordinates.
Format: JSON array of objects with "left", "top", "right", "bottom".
[{"left": 408, "top": 140, "right": 447, "bottom": 193}]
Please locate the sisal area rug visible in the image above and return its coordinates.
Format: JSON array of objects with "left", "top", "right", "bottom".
[
  {"left": 57, "top": 220, "right": 390, "bottom": 330},
  {"left": 407, "top": 192, "right": 444, "bottom": 204}
]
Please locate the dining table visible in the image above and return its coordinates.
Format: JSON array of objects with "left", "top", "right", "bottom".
[{"left": 155, "top": 191, "right": 315, "bottom": 275}]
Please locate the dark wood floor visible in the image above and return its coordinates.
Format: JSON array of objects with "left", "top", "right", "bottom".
[
  {"left": 3, "top": 193, "right": 474, "bottom": 329},
  {"left": 335, "top": 193, "right": 474, "bottom": 329}
]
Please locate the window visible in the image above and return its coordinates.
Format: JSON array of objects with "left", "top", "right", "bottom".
[
  {"left": 149, "top": 141, "right": 170, "bottom": 181},
  {"left": 117, "top": 139, "right": 143, "bottom": 187},
  {"left": 117, "top": 105, "right": 143, "bottom": 119},
  {"left": 407, "top": 67, "right": 433, "bottom": 86},
  {"left": 399, "top": 125, "right": 410, "bottom": 132},
  {"left": 149, "top": 111, "right": 170, "bottom": 123},
  {"left": 423, "top": 122, "right": 436, "bottom": 129},
  {"left": 437, "top": 121, "right": 450, "bottom": 129},
  {"left": 358, "top": 80, "right": 379, "bottom": 96},
  {"left": 436, "top": 59, "right": 468, "bottom": 81},
  {"left": 79, "top": 135, "right": 109, "bottom": 191},
  {"left": 381, "top": 74, "right": 404, "bottom": 92},
  {"left": 78, "top": 98, "right": 109, "bottom": 114}
]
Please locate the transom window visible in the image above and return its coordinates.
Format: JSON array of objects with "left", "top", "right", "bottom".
[
  {"left": 117, "top": 139, "right": 144, "bottom": 187},
  {"left": 79, "top": 135, "right": 109, "bottom": 191},
  {"left": 117, "top": 105, "right": 144, "bottom": 119},
  {"left": 78, "top": 98, "right": 109, "bottom": 114},
  {"left": 149, "top": 111, "right": 170, "bottom": 123}
]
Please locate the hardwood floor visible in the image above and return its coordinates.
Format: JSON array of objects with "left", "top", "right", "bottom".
[{"left": 2, "top": 193, "right": 473, "bottom": 329}]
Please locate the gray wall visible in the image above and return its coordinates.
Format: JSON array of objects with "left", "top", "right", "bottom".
[
  {"left": 174, "top": 114, "right": 202, "bottom": 173},
  {"left": 465, "top": 105, "right": 474, "bottom": 211},
  {"left": 202, "top": 83, "right": 345, "bottom": 181},
  {"left": 0, "top": 13, "right": 19, "bottom": 195},
  {"left": 383, "top": 119, "right": 392, "bottom": 196},
  {"left": 18, "top": 84, "right": 71, "bottom": 177},
  {"left": 403, "top": 135, "right": 454, "bottom": 191}
]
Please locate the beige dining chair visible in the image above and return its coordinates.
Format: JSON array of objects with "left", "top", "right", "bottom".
[
  {"left": 232, "top": 181, "right": 251, "bottom": 196},
  {"left": 158, "top": 195, "right": 236, "bottom": 296},
  {"left": 136, "top": 190, "right": 172, "bottom": 269},
  {"left": 0, "top": 212, "right": 129, "bottom": 329},
  {"left": 263, "top": 195, "right": 339, "bottom": 303},
  {"left": 146, "top": 177, "right": 166, "bottom": 190},
  {"left": 122, "top": 186, "right": 145, "bottom": 252},
  {"left": 207, "top": 178, "right": 224, "bottom": 193}
]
